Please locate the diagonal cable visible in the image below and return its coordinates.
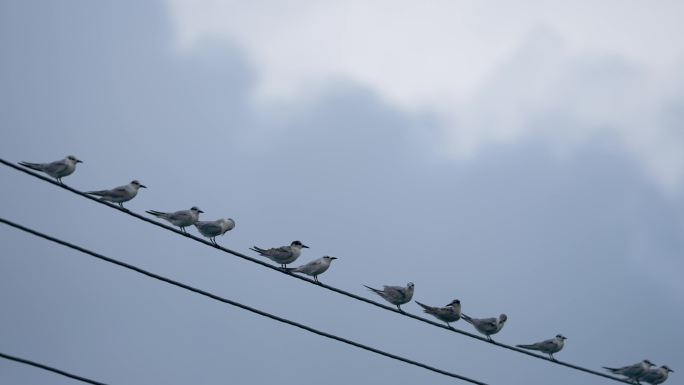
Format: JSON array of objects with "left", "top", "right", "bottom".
[
  {"left": 0, "top": 351, "right": 108, "bottom": 385},
  {"left": 0, "top": 158, "right": 633, "bottom": 384},
  {"left": 0, "top": 216, "right": 488, "bottom": 385}
]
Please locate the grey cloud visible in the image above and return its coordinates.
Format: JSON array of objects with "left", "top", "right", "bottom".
[{"left": 0, "top": 1, "right": 682, "bottom": 385}]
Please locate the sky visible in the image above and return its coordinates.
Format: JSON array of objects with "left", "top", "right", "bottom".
[{"left": 0, "top": 1, "right": 682, "bottom": 385}]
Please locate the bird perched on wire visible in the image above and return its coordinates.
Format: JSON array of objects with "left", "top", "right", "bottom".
[
  {"left": 641, "top": 365, "right": 674, "bottom": 385},
  {"left": 461, "top": 313, "right": 507, "bottom": 342},
  {"left": 364, "top": 282, "right": 415, "bottom": 311},
  {"left": 516, "top": 334, "right": 567, "bottom": 360},
  {"left": 19, "top": 155, "right": 83, "bottom": 184},
  {"left": 146, "top": 206, "right": 203, "bottom": 233},
  {"left": 286, "top": 256, "right": 337, "bottom": 283},
  {"left": 250, "top": 241, "right": 309, "bottom": 268},
  {"left": 414, "top": 299, "right": 461, "bottom": 327},
  {"left": 194, "top": 218, "right": 235, "bottom": 245},
  {"left": 604, "top": 360, "right": 655, "bottom": 384},
  {"left": 85, "top": 180, "right": 146, "bottom": 209}
]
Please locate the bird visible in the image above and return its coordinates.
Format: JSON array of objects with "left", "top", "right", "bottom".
[
  {"left": 85, "top": 180, "right": 146, "bottom": 208},
  {"left": 604, "top": 360, "right": 655, "bottom": 383},
  {"left": 250, "top": 241, "right": 309, "bottom": 268},
  {"left": 146, "top": 206, "right": 203, "bottom": 233},
  {"left": 461, "top": 313, "right": 507, "bottom": 341},
  {"left": 364, "top": 282, "right": 415, "bottom": 311},
  {"left": 19, "top": 155, "right": 82, "bottom": 184},
  {"left": 194, "top": 218, "right": 235, "bottom": 245},
  {"left": 414, "top": 299, "right": 461, "bottom": 327},
  {"left": 641, "top": 365, "right": 674, "bottom": 385},
  {"left": 516, "top": 334, "right": 567, "bottom": 360},
  {"left": 286, "top": 256, "right": 337, "bottom": 283}
]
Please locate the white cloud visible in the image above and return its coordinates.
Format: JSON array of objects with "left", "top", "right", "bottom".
[{"left": 166, "top": 0, "right": 684, "bottom": 190}]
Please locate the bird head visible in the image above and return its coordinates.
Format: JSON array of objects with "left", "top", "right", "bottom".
[
  {"left": 499, "top": 314, "right": 508, "bottom": 323},
  {"left": 131, "top": 180, "right": 147, "bottom": 188},
  {"left": 556, "top": 334, "right": 567, "bottom": 340},
  {"left": 662, "top": 365, "right": 673, "bottom": 373},
  {"left": 190, "top": 206, "right": 204, "bottom": 213},
  {"left": 67, "top": 155, "right": 83, "bottom": 163},
  {"left": 291, "top": 240, "right": 309, "bottom": 248}
]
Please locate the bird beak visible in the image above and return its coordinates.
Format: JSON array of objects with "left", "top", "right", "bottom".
[
  {"left": 140, "top": 184, "right": 147, "bottom": 188},
  {"left": 302, "top": 244, "right": 310, "bottom": 248},
  {"left": 330, "top": 257, "right": 338, "bottom": 260},
  {"left": 198, "top": 210, "right": 204, "bottom": 213},
  {"left": 76, "top": 159, "right": 83, "bottom": 163}
]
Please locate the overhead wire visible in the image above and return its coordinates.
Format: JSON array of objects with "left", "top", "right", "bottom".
[
  {"left": 0, "top": 158, "right": 633, "bottom": 384},
  {"left": 0, "top": 351, "right": 108, "bottom": 385},
  {"left": 0, "top": 216, "right": 488, "bottom": 385}
]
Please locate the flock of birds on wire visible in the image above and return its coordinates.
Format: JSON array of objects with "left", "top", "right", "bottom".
[{"left": 15, "top": 155, "right": 675, "bottom": 385}]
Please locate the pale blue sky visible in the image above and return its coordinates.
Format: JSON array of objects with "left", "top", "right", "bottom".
[{"left": 1, "top": 1, "right": 682, "bottom": 384}]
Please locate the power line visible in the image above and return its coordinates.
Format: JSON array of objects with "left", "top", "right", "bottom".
[
  {"left": 0, "top": 351, "right": 108, "bottom": 385},
  {"left": 0, "top": 217, "right": 488, "bottom": 385},
  {"left": 0, "top": 158, "right": 634, "bottom": 384}
]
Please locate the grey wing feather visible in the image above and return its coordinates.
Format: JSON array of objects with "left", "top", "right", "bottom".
[
  {"left": 19, "top": 161, "right": 45, "bottom": 171},
  {"left": 200, "top": 222, "right": 223, "bottom": 233},
  {"left": 43, "top": 159, "right": 69, "bottom": 174},
  {"left": 384, "top": 286, "right": 408, "bottom": 301}
]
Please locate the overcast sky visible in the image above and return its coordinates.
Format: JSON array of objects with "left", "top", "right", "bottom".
[{"left": 1, "top": 1, "right": 682, "bottom": 385}]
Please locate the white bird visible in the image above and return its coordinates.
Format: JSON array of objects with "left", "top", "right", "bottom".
[
  {"left": 250, "top": 241, "right": 309, "bottom": 268},
  {"left": 641, "top": 365, "right": 674, "bottom": 385},
  {"left": 19, "top": 155, "right": 82, "bottom": 183},
  {"left": 461, "top": 313, "right": 507, "bottom": 341},
  {"left": 194, "top": 218, "right": 235, "bottom": 245},
  {"left": 364, "top": 282, "right": 415, "bottom": 311},
  {"left": 85, "top": 180, "right": 146, "bottom": 208},
  {"left": 517, "top": 334, "right": 567, "bottom": 360},
  {"left": 604, "top": 360, "right": 655, "bottom": 383},
  {"left": 146, "top": 206, "right": 203, "bottom": 233},
  {"left": 286, "top": 256, "right": 337, "bottom": 283},
  {"left": 415, "top": 299, "right": 461, "bottom": 327}
]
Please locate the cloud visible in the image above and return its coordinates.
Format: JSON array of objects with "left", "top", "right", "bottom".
[{"left": 167, "top": 0, "right": 684, "bottom": 191}]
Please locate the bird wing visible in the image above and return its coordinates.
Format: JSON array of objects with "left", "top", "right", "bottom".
[
  {"left": 198, "top": 221, "right": 223, "bottom": 233},
  {"left": 295, "top": 259, "right": 322, "bottom": 273},
  {"left": 169, "top": 210, "right": 192, "bottom": 222},
  {"left": 42, "top": 159, "right": 69, "bottom": 174},
  {"left": 382, "top": 286, "right": 408, "bottom": 301},
  {"left": 264, "top": 246, "right": 292, "bottom": 258},
  {"left": 476, "top": 317, "right": 498, "bottom": 331}
]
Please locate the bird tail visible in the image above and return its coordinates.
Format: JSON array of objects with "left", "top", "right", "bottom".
[
  {"left": 18, "top": 161, "right": 43, "bottom": 171},
  {"left": 85, "top": 190, "right": 106, "bottom": 196},
  {"left": 460, "top": 313, "right": 473, "bottom": 324},
  {"left": 516, "top": 344, "right": 536, "bottom": 350},
  {"left": 146, "top": 210, "right": 168, "bottom": 219},
  {"left": 602, "top": 367, "right": 618, "bottom": 373},
  {"left": 363, "top": 285, "right": 382, "bottom": 294},
  {"left": 250, "top": 246, "right": 266, "bottom": 255},
  {"left": 414, "top": 301, "right": 433, "bottom": 313}
]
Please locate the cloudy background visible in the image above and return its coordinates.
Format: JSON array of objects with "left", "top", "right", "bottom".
[{"left": 1, "top": 1, "right": 682, "bottom": 384}]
